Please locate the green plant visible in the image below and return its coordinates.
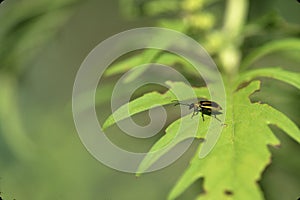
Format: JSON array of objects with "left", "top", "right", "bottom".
[
  {"left": 0, "top": 0, "right": 82, "bottom": 161},
  {"left": 103, "top": 0, "right": 300, "bottom": 199}
]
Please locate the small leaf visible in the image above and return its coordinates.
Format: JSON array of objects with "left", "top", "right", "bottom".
[
  {"left": 104, "top": 55, "right": 146, "bottom": 77},
  {"left": 136, "top": 100, "right": 210, "bottom": 176},
  {"left": 236, "top": 67, "right": 300, "bottom": 90},
  {"left": 240, "top": 38, "right": 300, "bottom": 70},
  {"left": 102, "top": 81, "right": 209, "bottom": 130},
  {"left": 104, "top": 49, "right": 197, "bottom": 79},
  {"left": 104, "top": 49, "right": 161, "bottom": 77}
]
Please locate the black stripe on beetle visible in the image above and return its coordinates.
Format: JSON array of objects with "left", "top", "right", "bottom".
[{"left": 172, "top": 100, "right": 223, "bottom": 123}]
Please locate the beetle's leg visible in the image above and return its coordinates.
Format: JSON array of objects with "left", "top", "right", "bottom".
[
  {"left": 214, "top": 115, "right": 221, "bottom": 122},
  {"left": 191, "top": 108, "right": 200, "bottom": 118},
  {"left": 201, "top": 112, "right": 205, "bottom": 121},
  {"left": 191, "top": 112, "right": 195, "bottom": 118},
  {"left": 213, "top": 115, "right": 226, "bottom": 125},
  {"left": 196, "top": 107, "right": 204, "bottom": 121}
]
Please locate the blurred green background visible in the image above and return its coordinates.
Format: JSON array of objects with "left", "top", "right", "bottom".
[{"left": 0, "top": 0, "right": 300, "bottom": 199}]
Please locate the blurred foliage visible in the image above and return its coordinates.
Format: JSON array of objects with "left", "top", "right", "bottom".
[
  {"left": 0, "top": 0, "right": 82, "bottom": 75},
  {"left": 0, "top": 0, "right": 85, "bottom": 199},
  {"left": 0, "top": 0, "right": 300, "bottom": 200},
  {"left": 0, "top": 0, "right": 83, "bottom": 158}
]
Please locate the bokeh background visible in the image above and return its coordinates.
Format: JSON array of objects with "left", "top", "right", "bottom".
[{"left": 0, "top": 0, "right": 300, "bottom": 199}]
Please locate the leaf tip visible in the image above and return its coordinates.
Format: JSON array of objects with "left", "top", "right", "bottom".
[{"left": 102, "top": 117, "right": 114, "bottom": 130}]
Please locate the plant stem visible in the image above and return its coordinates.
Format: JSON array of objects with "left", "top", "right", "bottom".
[{"left": 220, "top": 0, "right": 248, "bottom": 77}]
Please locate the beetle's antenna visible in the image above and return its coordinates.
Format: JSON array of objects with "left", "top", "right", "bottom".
[{"left": 171, "top": 100, "right": 191, "bottom": 107}]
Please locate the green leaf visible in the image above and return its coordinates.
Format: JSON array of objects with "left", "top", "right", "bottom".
[
  {"left": 102, "top": 81, "right": 209, "bottom": 130},
  {"left": 240, "top": 38, "right": 300, "bottom": 70},
  {"left": 167, "top": 81, "right": 300, "bottom": 200},
  {"left": 136, "top": 99, "right": 211, "bottom": 176},
  {"left": 102, "top": 59, "right": 300, "bottom": 199},
  {"left": 105, "top": 49, "right": 200, "bottom": 80},
  {"left": 131, "top": 67, "right": 300, "bottom": 200},
  {"left": 105, "top": 54, "right": 146, "bottom": 77},
  {"left": 236, "top": 67, "right": 300, "bottom": 90},
  {"left": 104, "top": 49, "right": 162, "bottom": 77},
  {"left": 136, "top": 114, "right": 208, "bottom": 176}
]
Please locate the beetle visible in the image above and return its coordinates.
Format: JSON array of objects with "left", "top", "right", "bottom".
[{"left": 173, "top": 100, "right": 223, "bottom": 122}]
